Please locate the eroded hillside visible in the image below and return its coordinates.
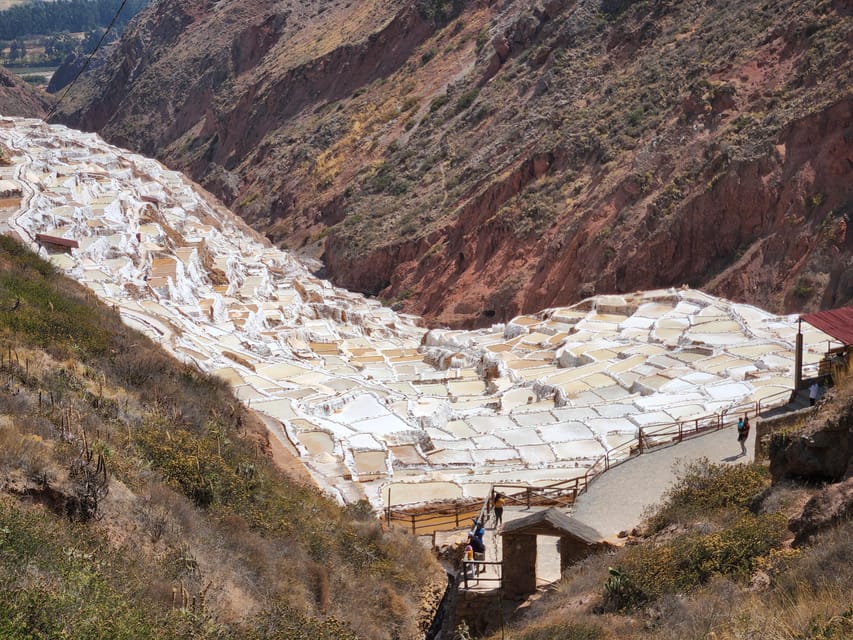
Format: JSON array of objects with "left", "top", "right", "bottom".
[
  {"left": 0, "top": 66, "right": 50, "bottom": 118},
  {"left": 55, "top": 0, "right": 853, "bottom": 327}
]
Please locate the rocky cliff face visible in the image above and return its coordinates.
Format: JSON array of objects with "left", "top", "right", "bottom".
[
  {"left": 770, "top": 395, "right": 853, "bottom": 483},
  {"left": 0, "top": 67, "right": 50, "bottom": 118},
  {"left": 56, "top": 0, "right": 853, "bottom": 327}
]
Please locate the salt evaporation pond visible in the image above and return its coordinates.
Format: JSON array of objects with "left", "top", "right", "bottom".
[{"left": 0, "top": 117, "right": 839, "bottom": 510}]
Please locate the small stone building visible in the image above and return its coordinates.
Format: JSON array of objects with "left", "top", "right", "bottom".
[{"left": 500, "top": 508, "right": 609, "bottom": 597}]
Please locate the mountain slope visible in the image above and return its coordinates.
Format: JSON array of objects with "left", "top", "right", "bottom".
[
  {"left": 0, "top": 66, "right": 50, "bottom": 117},
  {"left": 55, "top": 0, "right": 853, "bottom": 327},
  {"left": 0, "top": 235, "right": 442, "bottom": 639}
]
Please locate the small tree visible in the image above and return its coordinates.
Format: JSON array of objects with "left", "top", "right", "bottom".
[{"left": 11, "top": 38, "right": 26, "bottom": 62}]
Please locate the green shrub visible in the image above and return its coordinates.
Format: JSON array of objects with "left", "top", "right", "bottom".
[
  {"left": 646, "top": 459, "right": 770, "bottom": 532},
  {"left": 416, "top": 0, "right": 464, "bottom": 24},
  {"left": 429, "top": 94, "right": 449, "bottom": 112},
  {"left": 626, "top": 106, "right": 644, "bottom": 126},
  {"left": 476, "top": 26, "right": 489, "bottom": 52},
  {"left": 455, "top": 88, "right": 479, "bottom": 113},
  {"left": 603, "top": 512, "right": 786, "bottom": 610}
]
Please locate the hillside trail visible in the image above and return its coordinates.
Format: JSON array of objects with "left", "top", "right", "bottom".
[
  {"left": 463, "top": 423, "right": 758, "bottom": 591},
  {"left": 571, "top": 423, "right": 757, "bottom": 540}
]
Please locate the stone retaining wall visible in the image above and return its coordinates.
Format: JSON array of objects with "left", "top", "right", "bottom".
[{"left": 755, "top": 406, "right": 817, "bottom": 461}]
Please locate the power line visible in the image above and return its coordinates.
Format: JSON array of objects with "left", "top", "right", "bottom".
[{"left": 45, "top": 0, "right": 132, "bottom": 122}]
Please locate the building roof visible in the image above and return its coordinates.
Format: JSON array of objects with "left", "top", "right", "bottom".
[
  {"left": 802, "top": 307, "right": 853, "bottom": 347},
  {"left": 500, "top": 508, "right": 604, "bottom": 543}
]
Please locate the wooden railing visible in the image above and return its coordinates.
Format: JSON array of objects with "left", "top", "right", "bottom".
[
  {"left": 460, "top": 561, "right": 502, "bottom": 590},
  {"left": 385, "top": 388, "right": 795, "bottom": 534},
  {"left": 385, "top": 501, "right": 482, "bottom": 536}
]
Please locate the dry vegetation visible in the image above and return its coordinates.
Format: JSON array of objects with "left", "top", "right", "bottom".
[
  {"left": 0, "top": 235, "right": 443, "bottom": 639},
  {"left": 480, "top": 460, "right": 852, "bottom": 640}
]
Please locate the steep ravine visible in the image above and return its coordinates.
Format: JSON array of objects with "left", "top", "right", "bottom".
[{"left": 328, "top": 98, "right": 852, "bottom": 328}]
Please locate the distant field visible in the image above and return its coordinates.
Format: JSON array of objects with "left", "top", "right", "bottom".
[
  {"left": 0, "top": 0, "right": 28, "bottom": 10},
  {"left": 7, "top": 65, "right": 56, "bottom": 76},
  {"left": 3, "top": 64, "right": 56, "bottom": 90}
]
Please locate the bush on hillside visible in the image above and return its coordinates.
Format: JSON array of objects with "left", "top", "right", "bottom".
[
  {"left": 601, "top": 513, "right": 786, "bottom": 611},
  {"left": 514, "top": 621, "right": 605, "bottom": 640},
  {"left": 645, "top": 458, "right": 770, "bottom": 533}
]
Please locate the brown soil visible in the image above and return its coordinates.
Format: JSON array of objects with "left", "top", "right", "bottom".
[{"left": 242, "top": 408, "right": 314, "bottom": 485}]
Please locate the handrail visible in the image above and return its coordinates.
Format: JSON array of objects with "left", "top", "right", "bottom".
[
  {"left": 385, "top": 388, "right": 795, "bottom": 533},
  {"left": 460, "top": 560, "right": 502, "bottom": 590}
]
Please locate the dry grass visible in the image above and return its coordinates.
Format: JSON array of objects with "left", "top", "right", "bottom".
[
  {"left": 0, "top": 420, "right": 52, "bottom": 480},
  {"left": 0, "top": 237, "right": 443, "bottom": 639},
  {"left": 490, "top": 459, "right": 852, "bottom": 640}
]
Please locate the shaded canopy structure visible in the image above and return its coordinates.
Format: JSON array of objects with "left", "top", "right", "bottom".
[
  {"left": 802, "top": 308, "right": 853, "bottom": 347},
  {"left": 500, "top": 508, "right": 609, "bottom": 597},
  {"left": 798, "top": 308, "right": 853, "bottom": 387}
]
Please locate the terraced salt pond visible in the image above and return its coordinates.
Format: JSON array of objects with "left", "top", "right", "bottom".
[{"left": 0, "top": 117, "right": 839, "bottom": 510}]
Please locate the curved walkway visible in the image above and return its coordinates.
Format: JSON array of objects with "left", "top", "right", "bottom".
[
  {"left": 572, "top": 425, "right": 755, "bottom": 540},
  {"left": 461, "top": 424, "right": 758, "bottom": 591}
]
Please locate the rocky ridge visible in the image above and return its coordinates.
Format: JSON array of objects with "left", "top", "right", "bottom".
[
  {"left": 0, "top": 66, "right": 50, "bottom": 119},
  {"left": 53, "top": 0, "right": 853, "bottom": 328}
]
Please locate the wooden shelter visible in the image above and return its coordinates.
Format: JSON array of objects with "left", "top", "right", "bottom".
[
  {"left": 797, "top": 308, "right": 853, "bottom": 388},
  {"left": 500, "top": 508, "right": 608, "bottom": 597}
]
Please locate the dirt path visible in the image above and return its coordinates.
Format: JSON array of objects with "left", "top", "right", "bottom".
[
  {"left": 572, "top": 424, "right": 757, "bottom": 540},
  {"left": 244, "top": 410, "right": 315, "bottom": 485}
]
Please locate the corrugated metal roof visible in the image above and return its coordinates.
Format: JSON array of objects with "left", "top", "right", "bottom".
[{"left": 802, "top": 307, "right": 853, "bottom": 346}]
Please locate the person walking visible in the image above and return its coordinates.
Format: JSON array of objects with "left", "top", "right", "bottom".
[
  {"left": 467, "top": 532, "right": 485, "bottom": 575},
  {"left": 809, "top": 381, "right": 820, "bottom": 406},
  {"left": 737, "top": 414, "right": 750, "bottom": 456},
  {"left": 493, "top": 492, "right": 505, "bottom": 528}
]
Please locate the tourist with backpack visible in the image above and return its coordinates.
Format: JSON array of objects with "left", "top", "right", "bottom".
[{"left": 737, "top": 414, "right": 750, "bottom": 456}]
